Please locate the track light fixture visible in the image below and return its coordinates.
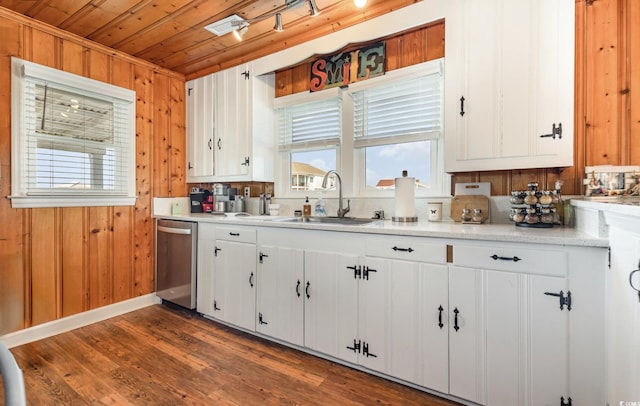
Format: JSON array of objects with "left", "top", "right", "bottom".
[
  {"left": 206, "top": 0, "right": 323, "bottom": 38},
  {"left": 274, "top": 13, "right": 284, "bottom": 32},
  {"left": 308, "top": 0, "right": 320, "bottom": 16}
]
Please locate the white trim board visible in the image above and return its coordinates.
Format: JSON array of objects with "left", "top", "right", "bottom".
[{"left": 0, "top": 294, "right": 160, "bottom": 349}]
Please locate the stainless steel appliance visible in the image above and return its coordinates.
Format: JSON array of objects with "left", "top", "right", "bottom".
[{"left": 156, "top": 219, "right": 197, "bottom": 309}]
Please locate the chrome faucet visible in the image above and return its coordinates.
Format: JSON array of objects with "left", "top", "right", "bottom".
[{"left": 321, "top": 170, "right": 350, "bottom": 218}]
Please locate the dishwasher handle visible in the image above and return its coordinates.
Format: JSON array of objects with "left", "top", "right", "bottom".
[{"left": 157, "top": 225, "right": 192, "bottom": 235}]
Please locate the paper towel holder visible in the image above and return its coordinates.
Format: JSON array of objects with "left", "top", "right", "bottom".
[{"left": 392, "top": 170, "right": 418, "bottom": 223}]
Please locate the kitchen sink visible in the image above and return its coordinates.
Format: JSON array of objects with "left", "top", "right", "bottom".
[{"left": 275, "top": 216, "right": 379, "bottom": 226}]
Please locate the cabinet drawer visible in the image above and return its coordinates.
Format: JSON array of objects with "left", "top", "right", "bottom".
[
  {"left": 366, "top": 238, "right": 446, "bottom": 264},
  {"left": 453, "top": 244, "right": 567, "bottom": 277},
  {"left": 215, "top": 226, "right": 256, "bottom": 244}
]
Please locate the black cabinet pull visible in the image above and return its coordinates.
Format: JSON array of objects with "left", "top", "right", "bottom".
[
  {"left": 629, "top": 261, "right": 640, "bottom": 303},
  {"left": 544, "top": 290, "right": 572, "bottom": 311},
  {"left": 217, "top": 138, "right": 222, "bottom": 150},
  {"left": 258, "top": 312, "right": 268, "bottom": 325},
  {"left": 539, "top": 122, "right": 563, "bottom": 139},
  {"left": 208, "top": 138, "right": 212, "bottom": 150},
  {"left": 453, "top": 307, "right": 460, "bottom": 331},
  {"left": 560, "top": 396, "right": 572, "bottom": 406},
  {"left": 438, "top": 305, "right": 444, "bottom": 329},
  {"left": 249, "top": 272, "right": 254, "bottom": 288},
  {"left": 229, "top": 232, "right": 240, "bottom": 236},
  {"left": 490, "top": 254, "right": 521, "bottom": 262},
  {"left": 259, "top": 252, "right": 268, "bottom": 263},
  {"left": 392, "top": 246, "right": 414, "bottom": 253},
  {"left": 460, "top": 96, "right": 466, "bottom": 116},
  {"left": 213, "top": 300, "right": 220, "bottom": 311},
  {"left": 346, "top": 265, "right": 361, "bottom": 279},
  {"left": 346, "top": 339, "right": 361, "bottom": 353},
  {"left": 305, "top": 281, "right": 311, "bottom": 299},
  {"left": 296, "top": 280, "right": 301, "bottom": 297}
]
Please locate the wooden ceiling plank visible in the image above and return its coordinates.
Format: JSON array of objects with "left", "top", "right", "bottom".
[
  {"left": 0, "top": 0, "right": 39, "bottom": 15},
  {"left": 28, "top": 0, "right": 92, "bottom": 27},
  {"left": 57, "top": 0, "right": 141, "bottom": 37}
]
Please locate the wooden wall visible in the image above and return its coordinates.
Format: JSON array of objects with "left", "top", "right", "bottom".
[
  {"left": 0, "top": 9, "right": 187, "bottom": 335},
  {"left": 275, "top": 1, "right": 640, "bottom": 196}
]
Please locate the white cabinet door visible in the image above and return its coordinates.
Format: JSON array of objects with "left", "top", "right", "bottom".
[
  {"left": 185, "top": 76, "right": 215, "bottom": 182},
  {"left": 304, "top": 250, "right": 358, "bottom": 362},
  {"left": 213, "top": 239, "right": 256, "bottom": 331},
  {"left": 445, "top": 0, "right": 574, "bottom": 172},
  {"left": 419, "top": 263, "right": 449, "bottom": 393},
  {"left": 215, "top": 64, "right": 251, "bottom": 179},
  {"left": 607, "top": 223, "right": 640, "bottom": 404},
  {"left": 196, "top": 224, "right": 216, "bottom": 317},
  {"left": 256, "top": 245, "right": 304, "bottom": 346},
  {"left": 357, "top": 258, "right": 388, "bottom": 374},
  {"left": 448, "top": 266, "right": 485, "bottom": 404}
]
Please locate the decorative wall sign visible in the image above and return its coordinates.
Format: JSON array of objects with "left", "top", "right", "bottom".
[{"left": 309, "top": 42, "right": 385, "bottom": 92}]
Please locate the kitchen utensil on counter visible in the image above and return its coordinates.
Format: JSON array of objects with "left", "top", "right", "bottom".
[{"left": 450, "top": 182, "right": 491, "bottom": 223}]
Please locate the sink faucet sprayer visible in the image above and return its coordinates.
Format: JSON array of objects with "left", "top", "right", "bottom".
[{"left": 321, "top": 170, "right": 350, "bottom": 218}]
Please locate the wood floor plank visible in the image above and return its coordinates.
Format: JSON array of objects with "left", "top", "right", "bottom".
[{"left": 5, "top": 305, "right": 461, "bottom": 405}]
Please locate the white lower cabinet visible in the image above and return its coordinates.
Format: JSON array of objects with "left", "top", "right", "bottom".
[
  {"left": 211, "top": 226, "right": 257, "bottom": 331},
  {"left": 195, "top": 224, "right": 606, "bottom": 405},
  {"left": 255, "top": 244, "right": 304, "bottom": 346}
]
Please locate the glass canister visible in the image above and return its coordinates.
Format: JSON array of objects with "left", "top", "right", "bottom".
[
  {"left": 472, "top": 209, "right": 483, "bottom": 222},
  {"left": 525, "top": 208, "right": 539, "bottom": 224},
  {"left": 513, "top": 209, "right": 526, "bottom": 223},
  {"left": 461, "top": 208, "right": 472, "bottom": 222},
  {"left": 524, "top": 190, "right": 538, "bottom": 205},
  {"left": 510, "top": 191, "right": 525, "bottom": 204},
  {"left": 540, "top": 207, "right": 554, "bottom": 224},
  {"left": 539, "top": 190, "right": 553, "bottom": 205}
]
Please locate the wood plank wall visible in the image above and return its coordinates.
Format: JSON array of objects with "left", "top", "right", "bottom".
[
  {"left": 0, "top": 8, "right": 187, "bottom": 335},
  {"left": 275, "top": 0, "right": 640, "bottom": 196}
]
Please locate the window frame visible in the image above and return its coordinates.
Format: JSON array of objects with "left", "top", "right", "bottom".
[{"left": 10, "top": 57, "right": 137, "bottom": 208}]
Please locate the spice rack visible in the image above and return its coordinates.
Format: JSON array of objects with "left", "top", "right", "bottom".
[{"left": 509, "top": 183, "right": 562, "bottom": 228}]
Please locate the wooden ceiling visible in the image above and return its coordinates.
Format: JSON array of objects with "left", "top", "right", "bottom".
[{"left": 0, "top": 0, "right": 420, "bottom": 79}]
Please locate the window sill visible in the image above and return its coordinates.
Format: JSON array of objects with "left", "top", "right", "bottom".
[{"left": 9, "top": 195, "right": 137, "bottom": 208}]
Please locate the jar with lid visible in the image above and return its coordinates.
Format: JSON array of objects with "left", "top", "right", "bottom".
[
  {"left": 472, "top": 209, "right": 483, "bottom": 223},
  {"left": 461, "top": 208, "right": 472, "bottom": 222},
  {"left": 540, "top": 207, "right": 554, "bottom": 224},
  {"left": 539, "top": 191, "right": 553, "bottom": 205},
  {"left": 524, "top": 190, "right": 538, "bottom": 205},
  {"left": 525, "top": 208, "right": 540, "bottom": 224},
  {"left": 513, "top": 209, "right": 526, "bottom": 223},
  {"left": 510, "top": 191, "right": 524, "bottom": 204}
]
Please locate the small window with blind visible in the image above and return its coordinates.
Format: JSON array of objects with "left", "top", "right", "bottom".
[
  {"left": 275, "top": 88, "right": 341, "bottom": 193},
  {"left": 349, "top": 60, "right": 444, "bottom": 195},
  {"left": 10, "top": 57, "right": 136, "bottom": 208}
]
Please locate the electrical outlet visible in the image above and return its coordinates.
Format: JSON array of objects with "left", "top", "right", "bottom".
[{"left": 244, "top": 186, "right": 250, "bottom": 197}]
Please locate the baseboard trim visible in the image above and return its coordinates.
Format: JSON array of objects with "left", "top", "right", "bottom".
[{"left": 0, "top": 294, "right": 160, "bottom": 349}]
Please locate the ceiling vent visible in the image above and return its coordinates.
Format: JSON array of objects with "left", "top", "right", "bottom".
[{"left": 204, "top": 14, "right": 247, "bottom": 36}]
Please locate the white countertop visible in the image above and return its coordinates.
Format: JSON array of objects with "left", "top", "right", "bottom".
[{"left": 154, "top": 212, "right": 608, "bottom": 248}]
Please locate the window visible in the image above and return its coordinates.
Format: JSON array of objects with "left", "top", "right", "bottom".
[
  {"left": 351, "top": 62, "right": 443, "bottom": 194},
  {"left": 276, "top": 88, "right": 341, "bottom": 192},
  {"left": 10, "top": 57, "right": 136, "bottom": 208},
  {"left": 275, "top": 59, "right": 447, "bottom": 198}
]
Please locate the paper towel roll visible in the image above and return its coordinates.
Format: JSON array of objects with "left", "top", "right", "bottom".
[{"left": 395, "top": 173, "right": 416, "bottom": 218}]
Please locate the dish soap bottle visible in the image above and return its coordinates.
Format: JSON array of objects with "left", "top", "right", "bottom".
[
  {"left": 314, "top": 193, "right": 327, "bottom": 217},
  {"left": 303, "top": 196, "right": 312, "bottom": 217}
]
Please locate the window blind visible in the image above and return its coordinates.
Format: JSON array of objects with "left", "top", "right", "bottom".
[
  {"left": 278, "top": 97, "right": 341, "bottom": 151},
  {"left": 23, "top": 80, "right": 130, "bottom": 195},
  {"left": 352, "top": 72, "right": 442, "bottom": 147}
]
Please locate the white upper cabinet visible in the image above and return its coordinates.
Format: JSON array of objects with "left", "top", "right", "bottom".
[
  {"left": 445, "top": 0, "right": 574, "bottom": 172},
  {"left": 186, "top": 64, "right": 275, "bottom": 183},
  {"left": 185, "top": 76, "right": 215, "bottom": 182}
]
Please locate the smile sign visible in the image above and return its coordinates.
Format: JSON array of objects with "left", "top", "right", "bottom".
[{"left": 309, "top": 42, "right": 385, "bottom": 92}]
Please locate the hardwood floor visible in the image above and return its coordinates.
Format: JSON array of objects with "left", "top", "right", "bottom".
[{"left": 4, "top": 305, "right": 460, "bottom": 405}]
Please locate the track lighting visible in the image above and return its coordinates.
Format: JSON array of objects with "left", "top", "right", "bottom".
[
  {"left": 274, "top": 13, "right": 284, "bottom": 32},
  {"left": 233, "top": 24, "right": 248, "bottom": 41},
  {"left": 354, "top": 0, "right": 367, "bottom": 8},
  {"left": 308, "top": 0, "right": 320, "bottom": 16}
]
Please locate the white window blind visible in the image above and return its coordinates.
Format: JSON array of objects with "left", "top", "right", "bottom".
[
  {"left": 11, "top": 57, "right": 136, "bottom": 208},
  {"left": 352, "top": 71, "right": 442, "bottom": 147},
  {"left": 278, "top": 97, "right": 342, "bottom": 151}
]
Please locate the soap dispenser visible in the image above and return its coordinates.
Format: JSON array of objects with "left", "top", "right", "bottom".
[{"left": 303, "top": 196, "right": 311, "bottom": 217}]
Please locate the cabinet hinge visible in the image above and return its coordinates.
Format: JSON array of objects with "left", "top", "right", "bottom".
[
  {"left": 539, "top": 122, "right": 563, "bottom": 140},
  {"left": 346, "top": 339, "right": 361, "bottom": 353},
  {"left": 241, "top": 70, "right": 250, "bottom": 80},
  {"left": 362, "top": 342, "right": 377, "bottom": 358},
  {"left": 560, "top": 396, "right": 572, "bottom": 406},
  {"left": 187, "top": 87, "right": 193, "bottom": 96},
  {"left": 214, "top": 246, "right": 221, "bottom": 257},
  {"left": 241, "top": 156, "right": 250, "bottom": 166},
  {"left": 362, "top": 266, "right": 377, "bottom": 280},
  {"left": 544, "top": 290, "right": 572, "bottom": 311},
  {"left": 259, "top": 252, "right": 268, "bottom": 263},
  {"left": 258, "top": 312, "right": 268, "bottom": 325},
  {"left": 346, "top": 265, "right": 361, "bottom": 279},
  {"left": 213, "top": 300, "right": 220, "bottom": 311}
]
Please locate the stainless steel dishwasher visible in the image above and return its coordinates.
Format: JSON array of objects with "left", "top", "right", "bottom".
[{"left": 156, "top": 219, "right": 197, "bottom": 309}]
